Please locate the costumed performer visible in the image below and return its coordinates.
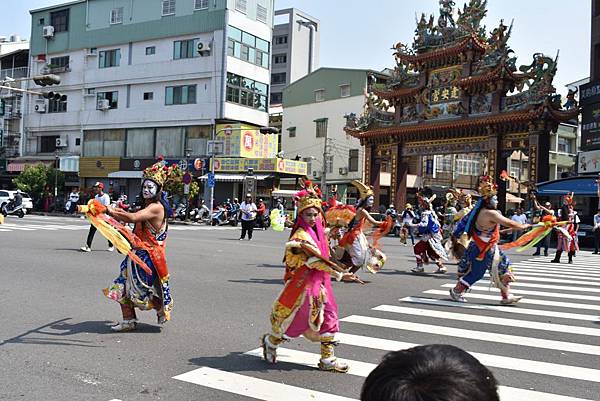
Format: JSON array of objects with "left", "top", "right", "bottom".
[
  {"left": 101, "top": 159, "right": 175, "bottom": 331},
  {"left": 338, "top": 180, "right": 391, "bottom": 280},
  {"left": 445, "top": 189, "right": 474, "bottom": 261},
  {"left": 551, "top": 193, "right": 579, "bottom": 264},
  {"left": 449, "top": 176, "right": 530, "bottom": 305},
  {"left": 261, "top": 180, "right": 358, "bottom": 372},
  {"left": 412, "top": 190, "right": 448, "bottom": 274}
]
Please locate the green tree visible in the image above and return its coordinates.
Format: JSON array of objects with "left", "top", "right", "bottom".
[{"left": 12, "top": 163, "right": 64, "bottom": 203}]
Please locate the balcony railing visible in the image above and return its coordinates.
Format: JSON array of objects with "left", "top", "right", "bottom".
[{"left": 0, "top": 66, "right": 29, "bottom": 80}]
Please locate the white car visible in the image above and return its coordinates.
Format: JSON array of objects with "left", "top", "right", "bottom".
[{"left": 0, "top": 190, "right": 34, "bottom": 212}]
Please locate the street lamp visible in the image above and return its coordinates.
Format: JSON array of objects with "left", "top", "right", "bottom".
[{"left": 208, "top": 126, "right": 279, "bottom": 216}]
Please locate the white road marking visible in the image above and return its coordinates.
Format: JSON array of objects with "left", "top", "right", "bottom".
[
  {"left": 423, "top": 289, "right": 600, "bottom": 311},
  {"left": 512, "top": 264, "right": 600, "bottom": 274},
  {"left": 341, "top": 315, "right": 600, "bottom": 355},
  {"left": 373, "top": 304, "right": 600, "bottom": 336},
  {"left": 401, "top": 296, "right": 600, "bottom": 322},
  {"left": 439, "top": 283, "right": 600, "bottom": 302},
  {"left": 173, "top": 366, "right": 356, "bottom": 401},
  {"left": 243, "top": 348, "right": 595, "bottom": 401},
  {"left": 475, "top": 280, "right": 600, "bottom": 293},
  {"left": 501, "top": 270, "right": 600, "bottom": 281},
  {"left": 488, "top": 273, "right": 600, "bottom": 285}
]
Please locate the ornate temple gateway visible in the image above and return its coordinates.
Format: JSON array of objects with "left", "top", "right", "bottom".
[{"left": 344, "top": 0, "right": 579, "bottom": 211}]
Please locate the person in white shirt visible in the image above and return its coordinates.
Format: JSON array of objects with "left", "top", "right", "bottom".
[
  {"left": 80, "top": 182, "right": 114, "bottom": 252},
  {"left": 239, "top": 193, "right": 257, "bottom": 240},
  {"left": 594, "top": 209, "right": 600, "bottom": 254},
  {"left": 510, "top": 208, "right": 527, "bottom": 242},
  {"left": 65, "top": 187, "right": 80, "bottom": 214}
]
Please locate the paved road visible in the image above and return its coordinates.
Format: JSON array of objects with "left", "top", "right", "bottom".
[{"left": 1, "top": 215, "right": 599, "bottom": 401}]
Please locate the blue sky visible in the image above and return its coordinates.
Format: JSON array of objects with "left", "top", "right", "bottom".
[{"left": 3, "top": 0, "right": 591, "bottom": 93}]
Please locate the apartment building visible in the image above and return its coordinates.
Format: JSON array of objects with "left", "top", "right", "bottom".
[{"left": 25, "top": 0, "right": 273, "bottom": 196}]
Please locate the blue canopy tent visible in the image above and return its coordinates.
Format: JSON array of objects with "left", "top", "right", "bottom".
[{"left": 536, "top": 176, "right": 600, "bottom": 196}]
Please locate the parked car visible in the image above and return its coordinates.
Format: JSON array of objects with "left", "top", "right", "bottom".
[{"left": 0, "top": 190, "right": 34, "bottom": 213}]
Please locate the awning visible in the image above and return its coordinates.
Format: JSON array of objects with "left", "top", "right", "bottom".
[
  {"left": 7, "top": 161, "right": 52, "bottom": 173},
  {"left": 108, "top": 171, "right": 143, "bottom": 179},
  {"left": 506, "top": 193, "right": 525, "bottom": 203},
  {"left": 199, "top": 173, "right": 272, "bottom": 182},
  {"left": 272, "top": 189, "right": 298, "bottom": 197},
  {"left": 536, "top": 176, "right": 600, "bottom": 196}
]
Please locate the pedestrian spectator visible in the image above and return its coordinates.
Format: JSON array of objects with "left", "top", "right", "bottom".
[
  {"left": 80, "top": 182, "right": 114, "bottom": 252},
  {"left": 42, "top": 185, "right": 52, "bottom": 213},
  {"left": 361, "top": 344, "right": 500, "bottom": 401},
  {"left": 65, "top": 187, "right": 80, "bottom": 214},
  {"left": 256, "top": 198, "right": 267, "bottom": 229},
  {"left": 533, "top": 200, "right": 555, "bottom": 256},
  {"left": 401, "top": 203, "right": 416, "bottom": 245},
  {"left": 239, "top": 193, "right": 257, "bottom": 240},
  {"left": 594, "top": 208, "right": 600, "bottom": 254},
  {"left": 510, "top": 208, "right": 527, "bottom": 241}
]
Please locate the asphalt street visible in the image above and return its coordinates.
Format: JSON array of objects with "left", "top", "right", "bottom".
[{"left": 1, "top": 214, "right": 599, "bottom": 401}]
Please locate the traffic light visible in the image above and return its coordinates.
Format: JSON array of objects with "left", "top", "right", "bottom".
[
  {"left": 32, "top": 74, "right": 60, "bottom": 86},
  {"left": 42, "top": 91, "right": 67, "bottom": 102}
]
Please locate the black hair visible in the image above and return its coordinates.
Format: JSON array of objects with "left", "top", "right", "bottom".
[{"left": 361, "top": 344, "right": 500, "bottom": 401}]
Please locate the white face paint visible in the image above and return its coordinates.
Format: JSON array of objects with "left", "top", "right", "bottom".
[
  {"left": 366, "top": 196, "right": 374, "bottom": 207},
  {"left": 142, "top": 180, "right": 158, "bottom": 199},
  {"left": 489, "top": 195, "right": 498, "bottom": 209}
]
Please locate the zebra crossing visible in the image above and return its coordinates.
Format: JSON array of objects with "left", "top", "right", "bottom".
[
  {"left": 0, "top": 220, "right": 238, "bottom": 232},
  {"left": 173, "top": 252, "right": 600, "bottom": 401}
]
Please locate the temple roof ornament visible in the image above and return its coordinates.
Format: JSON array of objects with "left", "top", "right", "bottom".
[{"left": 344, "top": 0, "right": 580, "bottom": 139}]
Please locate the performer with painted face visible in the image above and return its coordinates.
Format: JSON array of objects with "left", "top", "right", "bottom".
[
  {"left": 449, "top": 176, "right": 530, "bottom": 305},
  {"left": 337, "top": 180, "right": 389, "bottom": 279},
  {"left": 412, "top": 190, "right": 448, "bottom": 273},
  {"left": 446, "top": 189, "right": 474, "bottom": 261},
  {"left": 551, "top": 193, "right": 580, "bottom": 264},
  {"left": 102, "top": 160, "right": 174, "bottom": 331},
  {"left": 261, "top": 180, "right": 357, "bottom": 372}
]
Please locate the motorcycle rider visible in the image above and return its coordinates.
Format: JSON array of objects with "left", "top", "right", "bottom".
[{"left": 12, "top": 190, "right": 24, "bottom": 209}]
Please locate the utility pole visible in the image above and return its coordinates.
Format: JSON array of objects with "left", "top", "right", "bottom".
[{"left": 322, "top": 136, "right": 331, "bottom": 197}]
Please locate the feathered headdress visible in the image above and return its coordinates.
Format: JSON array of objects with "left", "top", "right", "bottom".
[
  {"left": 142, "top": 157, "right": 173, "bottom": 187},
  {"left": 294, "top": 179, "right": 323, "bottom": 213},
  {"left": 325, "top": 204, "right": 356, "bottom": 228},
  {"left": 351, "top": 180, "right": 374, "bottom": 201},
  {"left": 478, "top": 175, "right": 498, "bottom": 199},
  {"left": 417, "top": 187, "right": 436, "bottom": 210}
]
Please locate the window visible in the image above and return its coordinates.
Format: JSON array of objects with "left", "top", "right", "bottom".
[
  {"left": 456, "top": 154, "right": 482, "bottom": 176},
  {"left": 235, "top": 0, "right": 247, "bottom": 13},
  {"left": 102, "top": 130, "right": 126, "bottom": 156},
  {"left": 165, "top": 85, "right": 196, "bottom": 105},
  {"left": 340, "top": 84, "right": 351, "bottom": 98},
  {"left": 256, "top": 4, "right": 268, "bottom": 23},
  {"left": 162, "top": 0, "right": 176, "bottom": 15},
  {"left": 558, "top": 137, "right": 573, "bottom": 153},
  {"left": 50, "top": 9, "right": 69, "bottom": 33},
  {"left": 271, "top": 72, "right": 286, "bottom": 85},
  {"left": 75, "top": 138, "right": 81, "bottom": 146},
  {"left": 273, "top": 54, "right": 287, "bottom": 64},
  {"left": 194, "top": 0, "right": 209, "bottom": 9},
  {"left": 226, "top": 72, "right": 268, "bottom": 112},
  {"left": 287, "top": 127, "right": 296, "bottom": 138},
  {"left": 40, "top": 135, "right": 59, "bottom": 153},
  {"left": 97, "top": 91, "right": 118, "bottom": 109},
  {"left": 156, "top": 127, "right": 185, "bottom": 157},
  {"left": 349, "top": 149, "right": 359, "bottom": 172},
  {"left": 274, "top": 35, "right": 288, "bottom": 45},
  {"left": 49, "top": 56, "right": 70, "bottom": 72},
  {"left": 87, "top": 88, "right": 96, "bottom": 95},
  {"left": 270, "top": 92, "right": 282, "bottom": 104},
  {"left": 99, "top": 49, "right": 121, "bottom": 68},
  {"left": 174, "top": 39, "right": 198, "bottom": 59},
  {"left": 186, "top": 125, "right": 211, "bottom": 155},
  {"left": 143, "top": 92, "right": 154, "bottom": 100},
  {"left": 227, "top": 26, "right": 270, "bottom": 69},
  {"left": 48, "top": 98, "right": 67, "bottom": 113},
  {"left": 315, "top": 118, "right": 328, "bottom": 138},
  {"left": 126, "top": 128, "right": 154, "bottom": 157},
  {"left": 145, "top": 46, "right": 156, "bottom": 55},
  {"left": 39, "top": 18, "right": 45, "bottom": 25},
  {"left": 314, "top": 89, "right": 325, "bottom": 102},
  {"left": 303, "top": 157, "right": 312, "bottom": 175},
  {"left": 326, "top": 155, "right": 334, "bottom": 174},
  {"left": 110, "top": 7, "right": 123, "bottom": 24}
]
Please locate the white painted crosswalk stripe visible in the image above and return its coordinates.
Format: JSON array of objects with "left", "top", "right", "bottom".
[
  {"left": 501, "top": 270, "right": 600, "bottom": 281},
  {"left": 341, "top": 315, "right": 600, "bottom": 355},
  {"left": 173, "top": 366, "right": 357, "bottom": 401},
  {"left": 513, "top": 264, "right": 600, "bottom": 275},
  {"left": 486, "top": 273, "right": 600, "bottom": 285},
  {"left": 424, "top": 289, "right": 600, "bottom": 311},
  {"left": 336, "top": 332, "right": 600, "bottom": 383},
  {"left": 518, "top": 261, "right": 600, "bottom": 271},
  {"left": 242, "top": 348, "right": 595, "bottom": 401},
  {"left": 400, "top": 296, "right": 600, "bottom": 322},
  {"left": 439, "top": 283, "right": 600, "bottom": 301},
  {"left": 475, "top": 280, "right": 600, "bottom": 293},
  {"left": 372, "top": 304, "right": 600, "bottom": 336}
]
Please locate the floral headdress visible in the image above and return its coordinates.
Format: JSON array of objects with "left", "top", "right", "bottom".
[
  {"left": 478, "top": 175, "right": 498, "bottom": 199},
  {"left": 294, "top": 179, "right": 323, "bottom": 214},
  {"left": 142, "top": 156, "right": 177, "bottom": 187}
]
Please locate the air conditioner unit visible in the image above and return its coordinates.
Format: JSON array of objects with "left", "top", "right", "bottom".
[
  {"left": 42, "top": 25, "right": 55, "bottom": 38},
  {"left": 34, "top": 99, "right": 47, "bottom": 113},
  {"left": 312, "top": 171, "right": 321, "bottom": 178},
  {"left": 97, "top": 99, "right": 110, "bottom": 110},
  {"left": 339, "top": 167, "right": 348, "bottom": 175},
  {"left": 55, "top": 135, "right": 68, "bottom": 148},
  {"left": 196, "top": 40, "right": 211, "bottom": 54}
]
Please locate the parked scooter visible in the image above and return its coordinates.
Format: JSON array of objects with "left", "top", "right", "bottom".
[
  {"left": 2, "top": 200, "right": 25, "bottom": 218},
  {"left": 175, "top": 203, "right": 187, "bottom": 221}
]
